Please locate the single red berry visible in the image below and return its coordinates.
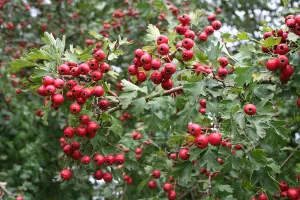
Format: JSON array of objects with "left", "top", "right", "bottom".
[
  {"left": 53, "top": 79, "right": 64, "bottom": 89},
  {"left": 182, "top": 38, "right": 194, "bottom": 49},
  {"left": 128, "top": 65, "right": 138, "bottom": 75},
  {"left": 219, "top": 57, "right": 229, "bottom": 67},
  {"left": 94, "top": 50, "right": 106, "bottom": 62},
  {"left": 279, "top": 181, "right": 289, "bottom": 191},
  {"left": 276, "top": 43, "right": 289, "bottom": 55},
  {"left": 98, "top": 99, "right": 110, "bottom": 110},
  {"left": 81, "top": 156, "right": 91, "bottom": 165},
  {"left": 135, "top": 148, "right": 142, "bottom": 154},
  {"left": 78, "top": 63, "right": 90, "bottom": 75},
  {"left": 100, "top": 62, "right": 110, "bottom": 73},
  {"left": 94, "top": 154, "right": 105, "bottom": 165},
  {"left": 244, "top": 104, "right": 257, "bottom": 115},
  {"left": 75, "top": 125, "right": 87, "bottom": 137},
  {"left": 168, "top": 190, "right": 177, "bottom": 200},
  {"left": 37, "top": 85, "right": 46, "bottom": 96},
  {"left": 287, "top": 188, "right": 298, "bottom": 200},
  {"left": 58, "top": 64, "right": 70, "bottom": 75},
  {"left": 51, "top": 93, "right": 64, "bottom": 105},
  {"left": 195, "top": 135, "right": 209, "bottom": 149},
  {"left": 179, "top": 148, "right": 190, "bottom": 160},
  {"left": 64, "top": 127, "right": 75, "bottom": 138},
  {"left": 141, "top": 53, "right": 152, "bottom": 64},
  {"left": 114, "top": 154, "right": 125, "bottom": 165},
  {"left": 164, "top": 63, "right": 176, "bottom": 75},
  {"left": 79, "top": 114, "right": 90, "bottom": 124},
  {"left": 134, "top": 49, "right": 144, "bottom": 59},
  {"left": 151, "top": 58, "right": 161, "bottom": 70},
  {"left": 207, "top": 14, "right": 216, "bottom": 22},
  {"left": 45, "top": 85, "right": 56, "bottom": 96},
  {"left": 212, "top": 20, "right": 222, "bottom": 30},
  {"left": 150, "top": 71, "right": 163, "bottom": 84},
  {"left": 178, "top": 14, "right": 191, "bottom": 25},
  {"left": 92, "top": 86, "right": 104, "bottom": 97},
  {"left": 86, "top": 121, "right": 99, "bottom": 137},
  {"left": 72, "top": 85, "right": 83, "bottom": 97},
  {"left": 205, "top": 25, "right": 214, "bottom": 35},
  {"left": 66, "top": 80, "right": 77, "bottom": 90},
  {"left": 63, "top": 145, "right": 73, "bottom": 155},
  {"left": 105, "top": 155, "right": 115, "bottom": 165},
  {"left": 70, "top": 103, "right": 81, "bottom": 114},
  {"left": 157, "top": 43, "right": 169, "bottom": 55},
  {"left": 143, "top": 63, "right": 152, "bottom": 71},
  {"left": 94, "top": 170, "right": 103, "bottom": 180},
  {"left": 199, "top": 99, "right": 207, "bottom": 108},
  {"left": 182, "top": 50, "right": 194, "bottom": 61},
  {"left": 281, "top": 65, "right": 294, "bottom": 78},
  {"left": 157, "top": 35, "right": 168, "bottom": 45},
  {"left": 137, "top": 71, "right": 147, "bottom": 83},
  {"left": 286, "top": 18, "right": 296, "bottom": 27},
  {"left": 184, "top": 30, "right": 196, "bottom": 40},
  {"left": 81, "top": 88, "right": 92, "bottom": 99},
  {"left": 218, "top": 158, "right": 224, "bottom": 165},
  {"left": 169, "top": 153, "right": 176, "bottom": 160},
  {"left": 162, "top": 79, "right": 173, "bottom": 90},
  {"left": 297, "top": 98, "right": 300, "bottom": 108},
  {"left": 208, "top": 133, "right": 222, "bottom": 146},
  {"left": 218, "top": 67, "right": 228, "bottom": 79},
  {"left": 265, "top": 59, "right": 278, "bottom": 71},
  {"left": 188, "top": 123, "right": 201, "bottom": 136},
  {"left": 148, "top": 180, "right": 157, "bottom": 189},
  {"left": 70, "top": 141, "right": 80, "bottom": 150},
  {"left": 199, "top": 107, "right": 206, "bottom": 114},
  {"left": 199, "top": 32, "right": 208, "bottom": 42},
  {"left": 91, "top": 70, "right": 103, "bottom": 81},
  {"left": 60, "top": 169, "right": 72, "bottom": 180},
  {"left": 235, "top": 144, "right": 243, "bottom": 150},
  {"left": 72, "top": 150, "right": 82, "bottom": 160},
  {"left": 87, "top": 59, "right": 99, "bottom": 70},
  {"left": 103, "top": 172, "right": 113, "bottom": 182},
  {"left": 152, "top": 170, "right": 161, "bottom": 179},
  {"left": 163, "top": 183, "right": 172, "bottom": 192},
  {"left": 258, "top": 193, "right": 268, "bottom": 200},
  {"left": 175, "top": 24, "right": 188, "bottom": 35}
]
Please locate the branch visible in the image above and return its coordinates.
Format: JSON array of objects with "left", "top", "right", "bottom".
[
  {"left": 0, "top": 183, "right": 12, "bottom": 197},
  {"left": 280, "top": 144, "right": 300, "bottom": 169}
]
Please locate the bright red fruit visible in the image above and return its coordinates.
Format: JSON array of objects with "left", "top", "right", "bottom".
[
  {"left": 265, "top": 59, "right": 278, "bottom": 71},
  {"left": 114, "top": 154, "right": 125, "bottom": 165},
  {"left": 182, "top": 50, "right": 194, "bottom": 61},
  {"left": 148, "top": 180, "right": 157, "bottom": 189},
  {"left": 152, "top": 170, "right": 161, "bottom": 179},
  {"left": 244, "top": 104, "right": 257, "bottom": 115},
  {"left": 212, "top": 20, "right": 222, "bottom": 30},
  {"left": 179, "top": 148, "right": 190, "bottom": 160},
  {"left": 219, "top": 57, "right": 229, "bottom": 67},
  {"left": 182, "top": 38, "right": 194, "bottom": 49},
  {"left": 178, "top": 14, "right": 191, "bottom": 25},
  {"left": 188, "top": 123, "right": 201, "bottom": 136},
  {"left": 162, "top": 79, "right": 173, "bottom": 90},
  {"left": 51, "top": 93, "right": 64, "bottom": 105},
  {"left": 208, "top": 133, "right": 222, "bottom": 146},
  {"left": 157, "top": 35, "right": 168, "bottom": 45},
  {"left": 258, "top": 193, "right": 268, "bottom": 200},
  {"left": 287, "top": 188, "right": 298, "bottom": 200},
  {"left": 195, "top": 135, "right": 209, "bottom": 149},
  {"left": 199, "top": 99, "right": 206, "bottom": 108},
  {"left": 70, "top": 103, "right": 81, "bottom": 114},
  {"left": 94, "top": 170, "right": 103, "bottom": 180},
  {"left": 94, "top": 50, "right": 105, "bottom": 61},
  {"left": 81, "top": 156, "right": 90, "bottom": 165},
  {"left": 277, "top": 55, "right": 289, "bottom": 68},
  {"left": 92, "top": 86, "right": 104, "bottom": 97},
  {"left": 199, "top": 32, "right": 208, "bottom": 42},
  {"left": 98, "top": 99, "right": 110, "bottom": 110},
  {"left": 64, "top": 127, "right": 75, "bottom": 138},
  {"left": 157, "top": 43, "right": 169, "bottom": 55},
  {"left": 60, "top": 169, "right": 72, "bottom": 180},
  {"left": 279, "top": 181, "right": 289, "bottom": 191},
  {"left": 94, "top": 154, "right": 105, "bottom": 165},
  {"left": 150, "top": 71, "right": 162, "bottom": 84},
  {"left": 168, "top": 190, "right": 177, "bottom": 200},
  {"left": 163, "top": 183, "right": 172, "bottom": 192}
]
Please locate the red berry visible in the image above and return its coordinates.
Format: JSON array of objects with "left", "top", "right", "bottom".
[
  {"left": 175, "top": 24, "right": 188, "bottom": 35},
  {"left": 72, "top": 150, "right": 82, "bottom": 160},
  {"left": 163, "top": 183, "right": 172, "bottom": 192},
  {"left": 143, "top": 63, "right": 152, "bottom": 71},
  {"left": 70, "top": 103, "right": 81, "bottom": 114},
  {"left": 70, "top": 141, "right": 80, "bottom": 150},
  {"left": 150, "top": 71, "right": 162, "bottom": 84},
  {"left": 162, "top": 79, "right": 173, "bottom": 90},
  {"left": 134, "top": 49, "right": 144, "bottom": 59},
  {"left": 199, "top": 32, "right": 208, "bottom": 42},
  {"left": 70, "top": 67, "right": 80, "bottom": 77},
  {"left": 75, "top": 125, "right": 87, "bottom": 137},
  {"left": 100, "top": 62, "right": 110, "bottom": 73},
  {"left": 287, "top": 188, "right": 298, "bottom": 200},
  {"left": 152, "top": 170, "right": 161, "bottom": 179},
  {"left": 168, "top": 190, "right": 177, "bottom": 200},
  {"left": 178, "top": 14, "right": 191, "bottom": 25},
  {"left": 87, "top": 59, "right": 99, "bottom": 70},
  {"left": 258, "top": 193, "right": 268, "bottom": 200},
  {"left": 179, "top": 148, "right": 190, "bottom": 160},
  {"left": 114, "top": 154, "right": 125, "bottom": 165},
  {"left": 169, "top": 153, "right": 176, "bottom": 160},
  {"left": 105, "top": 155, "right": 115, "bottom": 165},
  {"left": 37, "top": 85, "right": 46, "bottom": 96},
  {"left": 199, "top": 99, "right": 206, "bottom": 108},
  {"left": 53, "top": 79, "right": 64, "bottom": 89},
  {"left": 51, "top": 93, "right": 64, "bottom": 105},
  {"left": 212, "top": 20, "right": 222, "bottom": 30},
  {"left": 151, "top": 58, "right": 161, "bottom": 70},
  {"left": 218, "top": 158, "right": 224, "bottom": 165},
  {"left": 184, "top": 30, "right": 196, "bottom": 40},
  {"left": 182, "top": 50, "right": 194, "bottom": 61},
  {"left": 79, "top": 114, "right": 90, "bottom": 124},
  {"left": 64, "top": 127, "right": 75, "bottom": 138},
  {"left": 195, "top": 135, "right": 208, "bottom": 149},
  {"left": 94, "top": 170, "right": 103, "bottom": 180},
  {"left": 281, "top": 65, "right": 294, "bottom": 77},
  {"left": 157, "top": 43, "right": 169, "bottom": 55},
  {"left": 45, "top": 85, "right": 56, "bottom": 95},
  {"left": 157, "top": 35, "right": 168, "bottom": 45},
  {"left": 182, "top": 38, "right": 194, "bottom": 49},
  {"left": 94, "top": 154, "right": 105, "bottom": 165},
  {"left": 205, "top": 25, "right": 214, "bottom": 35},
  {"left": 208, "top": 133, "right": 222, "bottom": 146},
  {"left": 188, "top": 123, "right": 201, "bottom": 136},
  {"left": 81, "top": 156, "right": 91, "bottom": 165},
  {"left": 135, "top": 148, "right": 142, "bottom": 154},
  {"left": 86, "top": 121, "right": 99, "bottom": 137},
  {"left": 60, "top": 169, "right": 72, "bottom": 180},
  {"left": 128, "top": 65, "right": 138, "bottom": 75},
  {"left": 279, "top": 181, "right": 289, "bottom": 191},
  {"left": 98, "top": 99, "right": 110, "bottom": 110},
  {"left": 219, "top": 57, "right": 229, "bottom": 67},
  {"left": 276, "top": 43, "right": 289, "bottom": 55},
  {"left": 207, "top": 14, "right": 216, "bottom": 22},
  {"left": 244, "top": 104, "right": 257, "bottom": 115},
  {"left": 286, "top": 18, "right": 296, "bottom": 27},
  {"left": 218, "top": 67, "right": 228, "bottom": 79},
  {"left": 94, "top": 50, "right": 106, "bottom": 62},
  {"left": 92, "top": 86, "right": 104, "bottom": 97},
  {"left": 91, "top": 70, "right": 103, "bottom": 81},
  {"left": 137, "top": 71, "right": 147, "bottom": 83},
  {"left": 81, "top": 88, "right": 92, "bottom": 98},
  {"left": 199, "top": 107, "right": 206, "bottom": 114},
  {"left": 141, "top": 53, "right": 152, "bottom": 64},
  {"left": 58, "top": 64, "right": 70, "bottom": 75},
  {"left": 265, "top": 59, "right": 278, "bottom": 71},
  {"left": 66, "top": 80, "right": 77, "bottom": 90},
  {"left": 148, "top": 180, "right": 157, "bottom": 189},
  {"left": 234, "top": 144, "right": 243, "bottom": 150},
  {"left": 72, "top": 85, "right": 83, "bottom": 97},
  {"left": 63, "top": 145, "right": 73, "bottom": 155},
  {"left": 103, "top": 172, "right": 113, "bottom": 182}
]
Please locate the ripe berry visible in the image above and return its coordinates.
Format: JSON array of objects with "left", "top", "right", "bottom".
[
  {"left": 100, "top": 62, "right": 110, "bottom": 73},
  {"left": 184, "top": 30, "right": 196, "bottom": 40},
  {"left": 63, "top": 145, "right": 73, "bottom": 155},
  {"left": 114, "top": 154, "right": 125, "bottom": 165},
  {"left": 152, "top": 170, "right": 161, "bottom": 179},
  {"left": 70, "top": 141, "right": 80, "bottom": 150},
  {"left": 244, "top": 104, "right": 257, "bottom": 115},
  {"left": 199, "top": 99, "right": 206, "bottom": 108},
  {"left": 72, "top": 85, "right": 83, "bottom": 97},
  {"left": 148, "top": 180, "right": 157, "bottom": 189},
  {"left": 297, "top": 98, "right": 300, "bottom": 108},
  {"left": 94, "top": 154, "right": 105, "bottom": 165},
  {"left": 195, "top": 135, "right": 208, "bottom": 149},
  {"left": 212, "top": 20, "right": 222, "bottom": 30},
  {"left": 265, "top": 59, "right": 278, "bottom": 71},
  {"left": 207, "top": 14, "right": 216, "bottom": 22},
  {"left": 98, "top": 99, "right": 110, "bottom": 110},
  {"left": 45, "top": 85, "right": 56, "bottom": 95},
  {"left": 286, "top": 18, "right": 296, "bottom": 27},
  {"left": 75, "top": 125, "right": 87, "bottom": 137},
  {"left": 141, "top": 53, "right": 152, "bottom": 64},
  {"left": 16, "top": 196, "right": 23, "bottom": 200},
  {"left": 182, "top": 38, "right": 194, "bottom": 49},
  {"left": 81, "top": 88, "right": 92, "bottom": 99},
  {"left": 81, "top": 156, "right": 91, "bottom": 165},
  {"left": 64, "top": 127, "right": 75, "bottom": 138},
  {"left": 205, "top": 26, "right": 214, "bottom": 35},
  {"left": 76, "top": 97, "right": 86, "bottom": 105},
  {"left": 93, "top": 86, "right": 104, "bottom": 97},
  {"left": 199, "top": 107, "right": 206, "bottom": 114},
  {"left": 87, "top": 59, "right": 99, "bottom": 70},
  {"left": 157, "top": 43, "right": 169, "bottom": 55},
  {"left": 94, "top": 50, "right": 105, "bottom": 62},
  {"left": 37, "top": 85, "right": 46, "bottom": 96},
  {"left": 188, "top": 123, "right": 201, "bottom": 136},
  {"left": 151, "top": 59, "right": 161, "bottom": 70},
  {"left": 175, "top": 24, "right": 188, "bottom": 35},
  {"left": 235, "top": 144, "right": 243, "bottom": 150},
  {"left": 91, "top": 70, "right": 103, "bottom": 81},
  {"left": 258, "top": 193, "right": 268, "bottom": 200},
  {"left": 168, "top": 190, "right": 177, "bottom": 200},
  {"left": 86, "top": 121, "right": 99, "bottom": 137},
  {"left": 103, "top": 172, "right": 113, "bottom": 182},
  {"left": 137, "top": 71, "right": 147, "bottom": 83},
  {"left": 279, "top": 181, "right": 289, "bottom": 191},
  {"left": 72, "top": 150, "right": 82, "bottom": 160},
  {"left": 134, "top": 49, "right": 144, "bottom": 59},
  {"left": 150, "top": 71, "right": 162, "bottom": 84},
  {"left": 53, "top": 79, "right": 64, "bottom": 89},
  {"left": 135, "top": 148, "right": 142, "bottom": 154},
  {"left": 182, "top": 50, "right": 194, "bottom": 61},
  {"left": 51, "top": 93, "right": 64, "bottom": 105},
  {"left": 105, "top": 155, "right": 115, "bottom": 165},
  {"left": 163, "top": 183, "right": 172, "bottom": 192},
  {"left": 70, "top": 67, "right": 80, "bottom": 77},
  {"left": 162, "top": 79, "right": 173, "bottom": 90},
  {"left": 58, "top": 64, "right": 70, "bottom": 75},
  {"left": 208, "top": 133, "right": 222, "bottom": 146},
  {"left": 178, "top": 14, "right": 191, "bottom": 25},
  {"left": 218, "top": 158, "right": 224, "bottom": 165},
  {"left": 281, "top": 65, "right": 294, "bottom": 77},
  {"left": 179, "top": 148, "right": 190, "bottom": 160},
  {"left": 66, "top": 80, "right": 77, "bottom": 90},
  {"left": 287, "top": 188, "right": 298, "bottom": 200},
  {"left": 78, "top": 63, "right": 90, "bottom": 75},
  {"left": 70, "top": 103, "right": 81, "bottom": 114},
  {"left": 218, "top": 67, "right": 228, "bottom": 79},
  {"left": 143, "top": 63, "right": 152, "bottom": 71},
  {"left": 169, "top": 153, "right": 176, "bottom": 160},
  {"left": 94, "top": 170, "right": 103, "bottom": 180},
  {"left": 164, "top": 63, "right": 176, "bottom": 75},
  {"left": 128, "top": 65, "right": 138, "bottom": 75},
  {"left": 60, "top": 169, "right": 72, "bottom": 180},
  {"left": 157, "top": 35, "right": 168, "bottom": 45},
  {"left": 79, "top": 114, "right": 90, "bottom": 124},
  {"left": 199, "top": 32, "right": 208, "bottom": 42},
  {"left": 276, "top": 43, "right": 289, "bottom": 55},
  {"left": 219, "top": 57, "right": 229, "bottom": 67}
]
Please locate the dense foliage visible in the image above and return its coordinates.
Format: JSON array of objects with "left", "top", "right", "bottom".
[{"left": 1, "top": 1, "right": 300, "bottom": 200}]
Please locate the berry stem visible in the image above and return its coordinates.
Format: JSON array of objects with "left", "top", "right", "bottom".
[{"left": 280, "top": 143, "right": 300, "bottom": 169}]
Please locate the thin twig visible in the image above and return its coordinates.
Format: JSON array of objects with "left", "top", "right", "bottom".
[
  {"left": 0, "top": 183, "right": 12, "bottom": 197},
  {"left": 280, "top": 144, "right": 300, "bottom": 169}
]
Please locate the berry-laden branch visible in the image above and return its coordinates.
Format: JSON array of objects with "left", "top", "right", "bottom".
[{"left": 280, "top": 143, "right": 300, "bottom": 169}]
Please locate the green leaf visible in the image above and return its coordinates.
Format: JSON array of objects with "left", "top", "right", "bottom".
[
  {"left": 132, "top": 97, "right": 149, "bottom": 116},
  {"left": 108, "top": 115, "right": 122, "bottom": 136},
  {"left": 287, "top": 32, "right": 299, "bottom": 42},
  {"left": 89, "top": 31, "right": 104, "bottom": 40},
  {"left": 234, "top": 67, "right": 254, "bottom": 87},
  {"left": 118, "top": 35, "right": 132, "bottom": 45},
  {"left": 27, "top": 49, "right": 52, "bottom": 61},
  {"left": 249, "top": 149, "right": 267, "bottom": 166},
  {"left": 119, "top": 91, "right": 138, "bottom": 109},
  {"left": 121, "top": 79, "right": 140, "bottom": 92},
  {"left": 237, "top": 31, "right": 249, "bottom": 40},
  {"left": 9, "top": 58, "right": 36, "bottom": 73},
  {"left": 282, "top": 0, "right": 289, "bottom": 7},
  {"left": 41, "top": 100, "right": 52, "bottom": 125},
  {"left": 218, "top": 184, "right": 233, "bottom": 193},
  {"left": 262, "top": 37, "right": 281, "bottom": 48},
  {"left": 137, "top": 178, "right": 150, "bottom": 193},
  {"left": 146, "top": 24, "right": 161, "bottom": 42}
]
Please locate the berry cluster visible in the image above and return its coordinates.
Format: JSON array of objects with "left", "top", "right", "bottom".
[
  {"left": 263, "top": 14, "right": 300, "bottom": 83},
  {"left": 198, "top": 13, "right": 222, "bottom": 42},
  {"left": 274, "top": 181, "right": 300, "bottom": 200}
]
